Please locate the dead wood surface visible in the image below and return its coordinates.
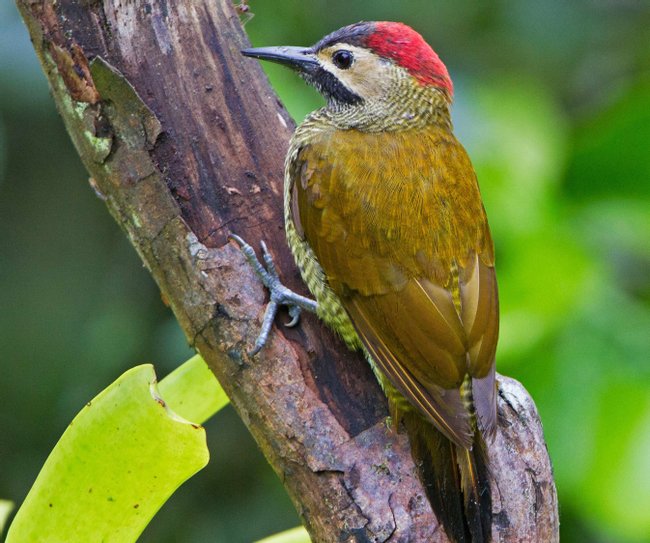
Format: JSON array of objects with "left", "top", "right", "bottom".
[{"left": 16, "top": 1, "right": 559, "bottom": 541}]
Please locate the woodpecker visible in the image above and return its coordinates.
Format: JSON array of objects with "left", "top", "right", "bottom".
[{"left": 235, "top": 21, "right": 498, "bottom": 542}]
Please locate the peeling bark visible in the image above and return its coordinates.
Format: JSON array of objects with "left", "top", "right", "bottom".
[{"left": 16, "top": 1, "right": 559, "bottom": 541}]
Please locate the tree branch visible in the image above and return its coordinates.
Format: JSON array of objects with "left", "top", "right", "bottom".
[{"left": 16, "top": 1, "right": 558, "bottom": 541}]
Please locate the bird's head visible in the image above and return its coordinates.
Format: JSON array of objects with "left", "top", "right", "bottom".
[{"left": 242, "top": 22, "right": 453, "bottom": 129}]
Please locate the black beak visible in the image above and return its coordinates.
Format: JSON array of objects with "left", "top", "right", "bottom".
[{"left": 241, "top": 46, "right": 318, "bottom": 74}]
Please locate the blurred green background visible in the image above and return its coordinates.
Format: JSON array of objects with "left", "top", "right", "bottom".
[{"left": 1, "top": 1, "right": 649, "bottom": 541}]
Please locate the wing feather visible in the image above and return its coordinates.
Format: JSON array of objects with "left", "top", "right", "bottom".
[{"left": 349, "top": 297, "right": 473, "bottom": 447}]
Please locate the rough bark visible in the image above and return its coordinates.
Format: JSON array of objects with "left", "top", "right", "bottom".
[{"left": 16, "top": 1, "right": 559, "bottom": 541}]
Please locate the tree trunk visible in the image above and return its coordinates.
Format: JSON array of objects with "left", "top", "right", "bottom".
[{"left": 15, "top": 2, "right": 559, "bottom": 541}]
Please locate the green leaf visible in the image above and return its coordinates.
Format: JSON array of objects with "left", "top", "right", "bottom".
[
  {"left": 255, "top": 526, "right": 311, "bottom": 543},
  {"left": 158, "top": 354, "right": 229, "bottom": 424},
  {"left": 6, "top": 364, "right": 210, "bottom": 543},
  {"left": 0, "top": 500, "right": 14, "bottom": 534}
]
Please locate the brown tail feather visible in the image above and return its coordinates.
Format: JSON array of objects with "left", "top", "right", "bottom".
[
  {"left": 455, "top": 436, "right": 492, "bottom": 542},
  {"left": 403, "top": 411, "right": 492, "bottom": 542}
]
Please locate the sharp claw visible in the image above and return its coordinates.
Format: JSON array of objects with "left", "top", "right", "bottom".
[
  {"left": 260, "top": 240, "right": 279, "bottom": 278},
  {"left": 285, "top": 305, "right": 301, "bottom": 327},
  {"left": 249, "top": 344, "right": 263, "bottom": 357},
  {"left": 230, "top": 233, "right": 277, "bottom": 288},
  {"left": 285, "top": 316, "right": 300, "bottom": 328},
  {"left": 228, "top": 233, "right": 245, "bottom": 246},
  {"left": 249, "top": 300, "right": 279, "bottom": 356}
]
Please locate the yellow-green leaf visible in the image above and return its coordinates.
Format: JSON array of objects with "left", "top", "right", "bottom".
[
  {"left": 6, "top": 364, "right": 209, "bottom": 543},
  {"left": 255, "top": 526, "right": 311, "bottom": 543},
  {"left": 0, "top": 500, "right": 14, "bottom": 534},
  {"left": 158, "top": 354, "right": 229, "bottom": 424}
]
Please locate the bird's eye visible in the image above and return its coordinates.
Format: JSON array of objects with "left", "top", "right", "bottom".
[{"left": 332, "top": 50, "right": 353, "bottom": 70}]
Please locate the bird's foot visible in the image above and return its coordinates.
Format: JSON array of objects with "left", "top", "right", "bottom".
[{"left": 229, "top": 234, "right": 318, "bottom": 355}]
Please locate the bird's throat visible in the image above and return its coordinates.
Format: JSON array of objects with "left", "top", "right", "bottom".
[{"left": 322, "top": 79, "right": 452, "bottom": 133}]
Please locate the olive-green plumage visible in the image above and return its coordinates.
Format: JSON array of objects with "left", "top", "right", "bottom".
[
  {"left": 244, "top": 21, "right": 499, "bottom": 542},
  {"left": 286, "top": 117, "right": 499, "bottom": 440}
]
